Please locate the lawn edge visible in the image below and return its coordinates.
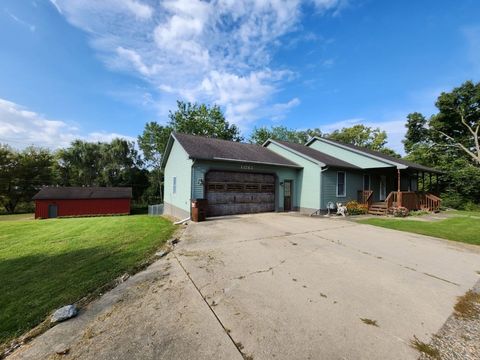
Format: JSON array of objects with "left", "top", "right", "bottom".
[{"left": 0, "top": 218, "right": 185, "bottom": 359}]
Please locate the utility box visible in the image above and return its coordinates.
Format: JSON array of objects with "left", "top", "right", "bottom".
[{"left": 191, "top": 199, "right": 208, "bottom": 222}]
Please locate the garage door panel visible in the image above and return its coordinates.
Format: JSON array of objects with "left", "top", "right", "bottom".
[{"left": 205, "top": 171, "right": 276, "bottom": 217}]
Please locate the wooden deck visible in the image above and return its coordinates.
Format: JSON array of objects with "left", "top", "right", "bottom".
[{"left": 358, "top": 190, "right": 442, "bottom": 215}]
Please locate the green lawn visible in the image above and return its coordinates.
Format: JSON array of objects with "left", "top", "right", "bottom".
[
  {"left": 359, "top": 212, "right": 480, "bottom": 246},
  {"left": 0, "top": 213, "right": 34, "bottom": 222},
  {"left": 0, "top": 215, "right": 175, "bottom": 345}
]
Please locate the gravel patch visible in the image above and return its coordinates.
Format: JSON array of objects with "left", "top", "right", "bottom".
[{"left": 418, "top": 282, "right": 480, "bottom": 360}]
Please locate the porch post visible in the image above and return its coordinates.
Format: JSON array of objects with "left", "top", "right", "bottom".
[
  {"left": 422, "top": 172, "right": 425, "bottom": 192},
  {"left": 429, "top": 173, "right": 432, "bottom": 193},
  {"left": 397, "top": 168, "right": 402, "bottom": 207}
]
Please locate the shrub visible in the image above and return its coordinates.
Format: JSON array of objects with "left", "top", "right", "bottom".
[
  {"left": 389, "top": 206, "right": 409, "bottom": 217},
  {"left": 346, "top": 201, "right": 368, "bottom": 215}
]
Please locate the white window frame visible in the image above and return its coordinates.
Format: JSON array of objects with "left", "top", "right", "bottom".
[
  {"left": 336, "top": 171, "right": 346, "bottom": 197},
  {"left": 173, "top": 176, "right": 177, "bottom": 194},
  {"left": 363, "top": 174, "right": 371, "bottom": 191}
]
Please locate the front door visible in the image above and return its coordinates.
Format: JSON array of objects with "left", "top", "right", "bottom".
[
  {"left": 48, "top": 204, "right": 58, "bottom": 218},
  {"left": 379, "top": 176, "right": 387, "bottom": 201},
  {"left": 284, "top": 180, "right": 292, "bottom": 211}
]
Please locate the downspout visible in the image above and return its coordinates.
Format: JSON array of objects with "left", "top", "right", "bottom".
[
  {"left": 319, "top": 166, "right": 329, "bottom": 211},
  {"left": 190, "top": 159, "right": 196, "bottom": 220}
]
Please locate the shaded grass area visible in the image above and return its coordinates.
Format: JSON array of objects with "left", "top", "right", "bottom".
[
  {"left": 359, "top": 214, "right": 480, "bottom": 246},
  {"left": 0, "top": 213, "right": 34, "bottom": 222},
  {"left": 0, "top": 215, "right": 175, "bottom": 345}
]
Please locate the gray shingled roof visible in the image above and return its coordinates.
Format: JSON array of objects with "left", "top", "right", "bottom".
[
  {"left": 33, "top": 187, "right": 132, "bottom": 200},
  {"left": 319, "top": 138, "right": 442, "bottom": 173},
  {"left": 172, "top": 133, "right": 301, "bottom": 168},
  {"left": 270, "top": 140, "right": 361, "bottom": 169}
]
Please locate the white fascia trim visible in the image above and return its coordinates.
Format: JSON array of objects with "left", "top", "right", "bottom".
[
  {"left": 308, "top": 137, "right": 408, "bottom": 170},
  {"left": 263, "top": 139, "right": 326, "bottom": 167}
]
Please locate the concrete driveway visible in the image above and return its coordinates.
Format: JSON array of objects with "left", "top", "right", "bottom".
[{"left": 10, "top": 213, "right": 480, "bottom": 360}]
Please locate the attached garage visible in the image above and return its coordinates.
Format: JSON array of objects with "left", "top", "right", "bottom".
[
  {"left": 161, "top": 133, "right": 302, "bottom": 220},
  {"left": 205, "top": 171, "right": 275, "bottom": 216}
]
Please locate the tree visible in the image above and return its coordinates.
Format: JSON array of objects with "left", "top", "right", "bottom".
[
  {"left": 55, "top": 139, "right": 149, "bottom": 202},
  {"left": 0, "top": 145, "right": 54, "bottom": 213},
  {"left": 169, "top": 101, "right": 242, "bottom": 141},
  {"left": 138, "top": 101, "right": 242, "bottom": 202},
  {"left": 403, "top": 112, "right": 430, "bottom": 153},
  {"left": 325, "top": 125, "right": 399, "bottom": 157},
  {"left": 404, "top": 81, "right": 480, "bottom": 207},
  {"left": 430, "top": 81, "right": 480, "bottom": 165},
  {"left": 249, "top": 126, "right": 322, "bottom": 144}
]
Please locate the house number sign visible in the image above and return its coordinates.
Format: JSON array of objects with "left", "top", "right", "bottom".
[{"left": 240, "top": 164, "right": 254, "bottom": 170}]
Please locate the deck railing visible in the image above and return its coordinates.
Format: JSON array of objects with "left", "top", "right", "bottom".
[
  {"left": 385, "top": 191, "right": 441, "bottom": 212},
  {"left": 357, "top": 190, "right": 373, "bottom": 209}
]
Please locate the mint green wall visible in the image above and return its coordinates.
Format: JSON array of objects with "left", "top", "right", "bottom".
[
  {"left": 164, "top": 140, "right": 193, "bottom": 215},
  {"left": 265, "top": 142, "right": 321, "bottom": 211},
  {"left": 309, "top": 139, "right": 393, "bottom": 169},
  {"left": 192, "top": 160, "right": 299, "bottom": 210},
  {"left": 321, "top": 168, "right": 363, "bottom": 208}
]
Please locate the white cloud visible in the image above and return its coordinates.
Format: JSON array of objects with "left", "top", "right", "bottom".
[
  {"left": 49, "top": 0, "right": 346, "bottom": 126},
  {"left": 5, "top": 9, "right": 36, "bottom": 32},
  {"left": 0, "top": 98, "right": 134, "bottom": 149}
]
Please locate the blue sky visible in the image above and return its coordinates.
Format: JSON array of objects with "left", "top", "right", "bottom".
[{"left": 0, "top": 0, "right": 479, "bottom": 153}]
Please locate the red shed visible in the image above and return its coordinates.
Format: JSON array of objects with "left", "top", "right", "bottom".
[{"left": 33, "top": 187, "right": 132, "bottom": 219}]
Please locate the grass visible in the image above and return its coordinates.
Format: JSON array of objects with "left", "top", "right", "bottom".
[
  {"left": 0, "top": 215, "right": 175, "bottom": 346},
  {"left": 454, "top": 289, "right": 480, "bottom": 319},
  {"left": 0, "top": 213, "right": 34, "bottom": 222},
  {"left": 410, "top": 335, "right": 440, "bottom": 359},
  {"left": 358, "top": 213, "right": 480, "bottom": 246}
]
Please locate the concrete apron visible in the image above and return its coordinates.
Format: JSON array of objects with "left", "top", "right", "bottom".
[{"left": 175, "top": 213, "right": 480, "bottom": 360}]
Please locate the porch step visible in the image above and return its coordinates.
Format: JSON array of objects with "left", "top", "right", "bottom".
[{"left": 368, "top": 202, "right": 388, "bottom": 215}]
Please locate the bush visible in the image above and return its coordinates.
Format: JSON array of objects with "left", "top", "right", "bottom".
[
  {"left": 346, "top": 201, "right": 368, "bottom": 215},
  {"left": 441, "top": 192, "right": 480, "bottom": 211},
  {"left": 389, "top": 206, "right": 409, "bottom": 217}
]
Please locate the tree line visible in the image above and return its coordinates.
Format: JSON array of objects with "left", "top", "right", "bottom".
[{"left": 1, "top": 80, "right": 479, "bottom": 213}]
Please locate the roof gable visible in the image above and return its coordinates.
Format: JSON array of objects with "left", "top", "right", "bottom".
[
  {"left": 162, "top": 133, "right": 301, "bottom": 168},
  {"left": 264, "top": 139, "right": 361, "bottom": 169},
  {"left": 307, "top": 137, "right": 441, "bottom": 173}
]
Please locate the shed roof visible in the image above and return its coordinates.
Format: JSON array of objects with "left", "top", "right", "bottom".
[
  {"left": 267, "top": 140, "right": 361, "bottom": 169},
  {"left": 166, "top": 133, "right": 301, "bottom": 168},
  {"left": 33, "top": 187, "right": 133, "bottom": 200}
]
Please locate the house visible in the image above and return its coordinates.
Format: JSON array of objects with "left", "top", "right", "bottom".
[
  {"left": 161, "top": 133, "right": 441, "bottom": 219},
  {"left": 33, "top": 187, "right": 132, "bottom": 219}
]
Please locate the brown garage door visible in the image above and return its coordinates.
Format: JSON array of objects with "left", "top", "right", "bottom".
[{"left": 205, "top": 171, "right": 275, "bottom": 217}]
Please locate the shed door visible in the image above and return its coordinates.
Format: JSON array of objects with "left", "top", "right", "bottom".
[
  {"left": 205, "top": 171, "right": 275, "bottom": 217},
  {"left": 48, "top": 204, "right": 58, "bottom": 218}
]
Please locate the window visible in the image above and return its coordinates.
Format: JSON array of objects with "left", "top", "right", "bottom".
[
  {"left": 363, "top": 174, "right": 370, "bottom": 191},
  {"left": 173, "top": 176, "right": 177, "bottom": 194},
  {"left": 337, "top": 171, "right": 346, "bottom": 197}
]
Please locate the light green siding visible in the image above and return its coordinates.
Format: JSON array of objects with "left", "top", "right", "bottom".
[
  {"left": 321, "top": 168, "right": 363, "bottom": 208},
  {"left": 191, "top": 160, "right": 299, "bottom": 211},
  {"left": 309, "top": 139, "right": 393, "bottom": 169},
  {"left": 164, "top": 140, "right": 193, "bottom": 217},
  {"left": 265, "top": 142, "right": 321, "bottom": 211}
]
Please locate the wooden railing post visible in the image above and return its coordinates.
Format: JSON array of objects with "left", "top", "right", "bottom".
[{"left": 397, "top": 169, "right": 402, "bottom": 207}]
